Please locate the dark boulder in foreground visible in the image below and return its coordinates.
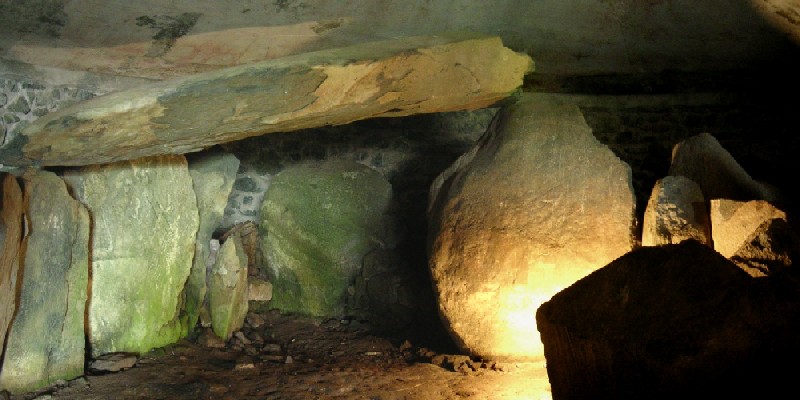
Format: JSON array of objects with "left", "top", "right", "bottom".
[{"left": 537, "top": 240, "right": 800, "bottom": 399}]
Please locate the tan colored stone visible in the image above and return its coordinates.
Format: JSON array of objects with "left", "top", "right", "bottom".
[
  {"left": 751, "top": 0, "right": 800, "bottom": 45},
  {"left": 668, "top": 132, "right": 780, "bottom": 203},
  {"left": 710, "top": 199, "right": 786, "bottom": 258},
  {"left": 0, "top": 34, "right": 533, "bottom": 167},
  {"left": 248, "top": 277, "right": 273, "bottom": 302},
  {"left": 428, "top": 93, "right": 635, "bottom": 361},
  {"left": 728, "top": 216, "right": 800, "bottom": 277},
  {"left": 642, "top": 175, "right": 711, "bottom": 247}
]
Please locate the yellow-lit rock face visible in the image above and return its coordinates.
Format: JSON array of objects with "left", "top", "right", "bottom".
[
  {"left": 750, "top": 0, "right": 800, "bottom": 45},
  {"left": 710, "top": 199, "right": 787, "bottom": 259},
  {"left": 428, "top": 94, "right": 636, "bottom": 361}
]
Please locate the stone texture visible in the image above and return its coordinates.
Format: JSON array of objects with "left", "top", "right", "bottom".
[
  {"left": 220, "top": 221, "right": 260, "bottom": 272},
  {"left": 729, "top": 218, "right": 800, "bottom": 277},
  {"left": 428, "top": 93, "right": 636, "bottom": 361},
  {"left": 0, "top": 34, "right": 532, "bottom": 167},
  {"left": 0, "top": 170, "right": 89, "bottom": 394},
  {"left": 711, "top": 199, "right": 797, "bottom": 277},
  {"left": 751, "top": 0, "right": 800, "bottom": 45},
  {"left": 260, "top": 160, "right": 393, "bottom": 317},
  {"left": 536, "top": 240, "right": 800, "bottom": 399},
  {"left": 668, "top": 132, "right": 780, "bottom": 202},
  {"left": 185, "top": 151, "right": 240, "bottom": 331},
  {"left": 248, "top": 277, "right": 273, "bottom": 302},
  {"left": 63, "top": 155, "right": 199, "bottom": 357},
  {"left": 208, "top": 235, "right": 249, "bottom": 341},
  {"left": 641, "top": 175, "right": 710, "bottom": 246},
  {"left": 0, "top": 173, "right": 23, "bottom": 356},
  {"left": 710, "top": 199, "right": 787, "bottom": 258}
]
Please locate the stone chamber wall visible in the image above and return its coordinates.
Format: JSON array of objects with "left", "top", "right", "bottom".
[
  {"left": 2, "top": 68, "right": 798, "bottom": 346},
  {"left": 0, "top": 78, "right": 96, "bottom": 147}
]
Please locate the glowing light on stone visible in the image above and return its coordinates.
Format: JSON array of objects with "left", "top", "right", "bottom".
[{"left": 495, "top": 288, "right": 552, "bottom": 358}]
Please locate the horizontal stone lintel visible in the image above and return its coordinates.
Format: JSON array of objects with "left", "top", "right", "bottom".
[{"left": 0, "top": 33, "right": 533, "bottom": 167}]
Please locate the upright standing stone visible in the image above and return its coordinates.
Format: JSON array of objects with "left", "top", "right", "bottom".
[
  {"left": 668, "top": 132, "right": 779, "bottom": 202},
  {"left": 428, "top": 93, "right": 636, "bottom": 360},
  {"left": 0, "top": 170, "right": 89, "bottom": 394},
  {"left": 642, "top": 175, "right": 711, "bottom": 246},
  {"left": 0, "top": 173, "right": 23, "bottom": 364},
  {"left": 260, "top": 160, "right": 392, "bottom": 317},
  {"left": 208, "top": 235, "right": 249, "bottom": 341},
  {"left": 63, "top": 155, "right": 199, "bottom": 356},
  {"left": 186, "top": 152, "right": 240, "bottom": 331}
]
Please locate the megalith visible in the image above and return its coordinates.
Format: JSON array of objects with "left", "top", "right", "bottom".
[
  {"left": 428, "top": 93, "right": 636, "bottom": 360},
  {"left": 0, "top": 170, "right": 89, "bottom": 394},
  {"left": 259, "top": 160, "right": 392, "bottom": 317},
  {"left": 63, "top": 155, "right": 199, "bottom": 356}
]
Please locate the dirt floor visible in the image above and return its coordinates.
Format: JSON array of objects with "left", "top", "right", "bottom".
[{"left": 7, "top": 310, "right": 552, "bottom": 400}]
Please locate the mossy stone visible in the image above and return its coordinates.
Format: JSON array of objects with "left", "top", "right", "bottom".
[
  {"left": 63, "top": 155, "right": 199, "bottom": 357},
  {"left": 259, "top": 160, "right": 391, "bottom": 317}
]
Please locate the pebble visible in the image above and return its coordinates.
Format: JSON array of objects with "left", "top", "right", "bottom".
[
  {"left": 262, "top": 343, "right": 282, "bottom": 353},
  {"left": 234, "top": 331, "right": 251, "bottom": 345},
  {"left": 90, "top": 353, "right": 138, "bottom": 372}
]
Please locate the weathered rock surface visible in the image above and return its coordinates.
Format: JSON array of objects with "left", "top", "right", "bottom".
[
  {"left": 220, "top": 221, "right": 260, "bottom": 272},
  {"left": 428, "top": 93, "right": 636, "bottom": 361},
  {"left": 710, "top": 199, "right": 787, "bottom": 258},
  {"left": 0, "top": 173, "right": 23, "bottom": 356},
  {"left": 260, "top": 160, "right": 392, "bottom": 317},
  {"left": 248, "top": 277, "right": 273, "bottom": 302},
  {"left": 63, "top": 155, "right": 199, "bottom": 357},
  {"left": 0, "top": 34, "right": 533, "bottom": 167},
  {"left": 537, "top": 240, "right": 800, "bottom": 399},
  {"left": 0, "top": 170, "right": 89, "bottom": 394},
  {"left": 208, "top": 235, "right": 249, "bottom": 341},
  {"left": 711, "top": 199, "right": 797, "bottom": 277},
  {"left": 668, "top": 132, "right": 779, "bottom": 202},
  {"left": 729, "top": 218, "right": 800, "bottom": 277},
  {"left": 185, "top": 151, "right": 240, "bottom": 331},
  {"left": 641, "top": 175, "right": 710, "bottom": 246}
]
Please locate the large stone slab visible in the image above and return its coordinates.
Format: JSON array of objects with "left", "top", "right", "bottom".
[
  {"left": 185, "top": 151, "right": 240, "bottom": 331},
  {"left": 260, "top": 160, "right": 393, "bottom": 317},
  {"left": 0, "top": 173, "right": 23, "bottom": 357},
  {"left": 63, "top": 155, "right": 199, "bottom": 356},
  {"left": 0, "top": 33, "right": 533, "bottom": 167},
  {"left": 0, "top": 170, "right": 89, "bottom": 394},
  {"left": 537, "top": 240, "right": 800, "bottom": 399},
  {"left": 428, "top": 93, "right": 636, "bottom": 361}
]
